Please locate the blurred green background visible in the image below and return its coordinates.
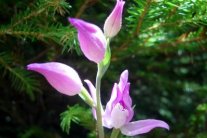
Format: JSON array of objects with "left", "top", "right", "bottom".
[{"left": 0, "top": 0, "right": 206, "bottom": 138}]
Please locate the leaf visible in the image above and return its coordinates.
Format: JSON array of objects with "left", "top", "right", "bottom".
[
  {"left": 60, "top": 104, "right": 95, "bottom": 134},
  {"left": 0, "top": 52, "right": 41, "bottom": 100}
]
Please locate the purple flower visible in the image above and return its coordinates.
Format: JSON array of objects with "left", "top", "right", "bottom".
[
  {"left": 68, "top": 18, "right": 107, "bottom": 63},
  {"left": 86, "top": 70, "right": 169, "bottom": 136},
  {"left": 104, "top": 70, "right": 169, "bottom": 136},
  {"left": 27, "top": 62, "right": 82, "bottom": 96},
  {"left": 104, "top": 0, "right": 125, "bottom": 38},
  {"left": 103, "top": 70, "right": 133, "bottom": 129}
]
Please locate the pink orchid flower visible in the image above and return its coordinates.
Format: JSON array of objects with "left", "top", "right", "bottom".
[
  {"left": 104, "top": 0, "right": 125, "bottom": 38},
  {"left": 68, "top": 18, "right": 107, "bottom": 63},
  {"left": 27, "top": 62, "right": 82, "bottom": 96},
  {"left": 86, "top": 70, "right": 169, "bottom": 136}
]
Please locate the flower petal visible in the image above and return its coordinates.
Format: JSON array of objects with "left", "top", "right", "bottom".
[
  {"left": 121, "top": 119, "right": 169, "bottom": 136},
  {"left": 122, "top": 83, "right": 132, "bottom": 107},
  {"left": 104, "top": 0, "right": 125, "bottom": 38},
  {"left": 103, "top": 83, "right": 119, "bottom": 129},
  {"left": 105, "top": 83, "right": 119, "bottom": 112},
  {"left": 118, "top": 70, "right": 128, "bottom": 92},
  {"left": 118, "top": 70, "right": 133, "bottom": 123},
  {"left": 122, "top": 83, "right": 133, "bottom": 122},
  {"left": 104, "top": 70, "right": 133, "bottom": 128},
  {"left": 84, "top": 80, "right": 97, "bottom": 104},
  {"left": 69, "top": 18, "right": 107, "bottom": 63},
  {"left": 84, "top": 80, "right": 105, "bottom": 121},
  {"left": 111, "top": 103, "right": 129, "bottom": 129},
  {"left": 109, "top": 70, "right": 129, "bottom": 109},
  {"left": 27, "top": 62, "right": 82, "bottom": 96}
]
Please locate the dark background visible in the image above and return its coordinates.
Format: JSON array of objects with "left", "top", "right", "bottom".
[{"left": 0, "top": 0, "right": 207, "bottom": 138}]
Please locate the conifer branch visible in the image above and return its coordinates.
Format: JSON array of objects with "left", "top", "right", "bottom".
[
  {"left": 117, "top": 0, "right": 152, "bottom": 51},
  {"left": 75, "top": 0, "right": 98, "bottom": 18},
  {"left": 134, "top": 0, "right": 152, "bottom": 37},
  {"left": 10, "top": 0, "right": 70, "bottom": 28},
  {"left": 27, "top": 48, "right": 50, "bottom": 63},
  {"left": 0, "top": 53, "right": 40, "bottom": 100},
  {"left": 0, "top": 30, "right": 45, "bottom": 39},
  {"left": 146, "top": 18, "right": 205, "bottom": 31},
  {"left": 158, "top": 37, "right": 207, "bottom": 47},
  {"left": 11, "top": 8, "right": 46, "bottom": 28}
]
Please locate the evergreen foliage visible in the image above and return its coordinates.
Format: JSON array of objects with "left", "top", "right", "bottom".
[
  {"left": 60, "top": 104, "right": 95, "bottom": 134},
  {"left": 0, "top": 52, "right": 40, "bottom": 100},
  {"left": 0, "top": 0, "right": 78, "bottom": 99}
]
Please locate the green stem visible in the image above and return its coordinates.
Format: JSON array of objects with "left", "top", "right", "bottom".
[
  {"left": 96, "top": 64, "right": 104, "bottom": 138},
  {"left": 78, "top": 87, "right": 95, "bottom": 107},
  {"left": 110, "top": 128, "right": 120, "bottom": 138},
  {"left": 95, "top": 37, "right": 111, "bottom": 138}
]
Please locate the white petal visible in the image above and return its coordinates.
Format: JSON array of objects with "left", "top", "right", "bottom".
[{"left": 111, "top": 103, "right": 129, "bottom": 129}]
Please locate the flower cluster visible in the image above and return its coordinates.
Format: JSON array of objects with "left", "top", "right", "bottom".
[
  {"left": 27, "top": 0, "right": 169, "bottom": 137},
  {"left": 85, "top": 70, "right": 169, "bottom": 136}
]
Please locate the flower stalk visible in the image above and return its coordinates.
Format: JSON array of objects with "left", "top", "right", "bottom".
[
  {"left": 79, "top": 87, "right": 95, "bottom": 107},
  {"left": 96, "top": 64, "right": 104, "bottom": 138},
  {"left": 110, "top": 128, "right": 120, "bottom": 138},
  {"left": 94, "top": 37, "right": 111, "bottom": 138}
]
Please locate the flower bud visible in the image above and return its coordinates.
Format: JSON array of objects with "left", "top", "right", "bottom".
[
  {"left": 27, "top": 62, "right": 82, "bottom": 96},
  {"left": 69, "top": 18, "right": 107, "bottom": 63},
  {"left": 104, "top": 0, "right": 125, "bottom": 38}
]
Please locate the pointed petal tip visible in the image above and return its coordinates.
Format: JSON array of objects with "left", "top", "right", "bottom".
[
  {"left": 123, "top": 69, "right": 128, "bottom": 74},
  {"left": 84, "top": 79, "right": 96, "bottom": 101},
  {"left": 84, "top": 79, "right": 89, "bottom": 83},
  {"left": 122, "top": 0, "right": 126, "bottom": 5},
  {"left": 68, "top": 17, "right": 76, "bottom": 25},
  {"left": 116, "top": 0, "right": 125, "bottom": 6},
  {"left": 68, "top": 17, "right": 83, "bottom": 28},
  {"left": 121, "top": 69, "right": 129, "bottom": 79},
  {"left": 84, "top": 80, "right": 95, "bottom": 86},
  {"left": 162, "top": 121, "right": 170, "bottom": 130},
  {"left": 118, "top": 0, "right": 125, "bottom": 4},
  {"left": 153, "top": 119, "right": 169, "bottom": 130},
  {"left": 26, "top": 64, "right": 32, "bottom": 70},
  {"left": 27, "top": 63, "right": 38, "bottom": 70},
  {"left": 83, "top": 79, "right": 89, "bottom": 83},
  {"left": 149, "top": 119, "right": 170, "bottom": 130},
  {"left": 84, "top": 79, "right": 93, "bottom": 86},
  {"left": 120, "top": 119, "right": 169, "bottom": 136}
]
